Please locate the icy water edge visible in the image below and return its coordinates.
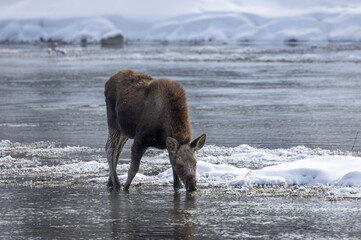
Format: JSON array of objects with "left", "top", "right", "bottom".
[{"left": 1, "top": 43, "right": 361, "bottom": 239}]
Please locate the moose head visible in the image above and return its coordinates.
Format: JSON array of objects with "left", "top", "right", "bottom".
[{"left": 166, "top": 134, "right": 206, "bottom": 191}]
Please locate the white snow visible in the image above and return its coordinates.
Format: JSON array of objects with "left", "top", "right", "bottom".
[
  {"left": 227, "top": 156, "right": 361, "bottom": 187},
  {"left": 1, "top": 0, "right": 361, "bottom": 43},
  {"left": 155, "top": 156, "right": 361, "bottom": 188},
  {"left": 158, "top": 161, "right": 250, "bottom": 179},
  {"left": 0, "top": 139, "right": 97, "bottom": 157},
  {"left": 1, "top": 140, "right": 361, "bottom": 197}
]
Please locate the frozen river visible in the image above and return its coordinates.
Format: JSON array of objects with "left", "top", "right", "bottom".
[{"left": 1, "top": 42, "right": 361, "bottom": 239}]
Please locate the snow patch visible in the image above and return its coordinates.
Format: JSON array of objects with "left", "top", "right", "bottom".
[
  {"left": 2, "top": 139, "right": 361, "bottom": 198},
  {"left": 158, "top": 161, "right": 250, "bottom": 179},
  {"left": 228, "top": 156, "right": 361, "bottom": 187},
  {"left": 337, "top": 171, "right": 361, "bottom": 187},
  {"left": 158, "top": 156, "right": 361, "bottom": 188}
]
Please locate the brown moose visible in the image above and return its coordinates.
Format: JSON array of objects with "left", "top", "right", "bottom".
[{"left": 104, "top": 69, "right": 206, "bottom": 192}]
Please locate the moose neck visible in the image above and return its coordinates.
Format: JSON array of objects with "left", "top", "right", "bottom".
[
  {"left": 169, "top": 99, "right": 192, "bottom": 145},
  {"left": 163, "top": 81, "right": 192, "bottom": 145}
]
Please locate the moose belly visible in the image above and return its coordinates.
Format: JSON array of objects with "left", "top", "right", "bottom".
[{"left": 140, "top": 127, "right": 168, "bottom": 149}]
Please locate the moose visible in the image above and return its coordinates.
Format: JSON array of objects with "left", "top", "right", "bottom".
[{"left": 104, "top": 69, "right": 206, "bottom": 192}]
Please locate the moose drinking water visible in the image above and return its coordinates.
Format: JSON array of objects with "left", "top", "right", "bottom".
[{"left": 105, "top": 69, "right": 206, "bottom": 192}]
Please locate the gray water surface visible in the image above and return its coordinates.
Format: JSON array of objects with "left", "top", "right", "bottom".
[
  {"left": 1, "top": 43, "right": 361, "bottom": 150},
  {"left": 1, "top": 186, "right": 361, "bottom": 239}
]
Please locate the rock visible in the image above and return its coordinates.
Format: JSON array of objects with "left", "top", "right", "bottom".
[
  {"left": 285, "top": 38, "right": 299, "bottom": 46},
  {"left": 100, "top": 34, "right": 124, "bottom": 48},
  {"left": 81, "top": 38, "right": 87, "bottom": 47}
]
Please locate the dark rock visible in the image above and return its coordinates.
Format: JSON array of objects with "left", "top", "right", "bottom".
[
  {"left": 285, "top": 38, "right": 299, "bottom": 46},
  {"left": 81, "top": 38, "right": 87, "bottom": 47},
  {"left": 100, "top": 34, "right": 124, "bottom": 48}
]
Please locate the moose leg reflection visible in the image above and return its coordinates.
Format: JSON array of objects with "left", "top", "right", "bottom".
[
  {"left": 107, "top": 189, "right": 198, "bottom": 239},
  {"left": 173, "top": 191, "right": 198, "bottom": 239}
]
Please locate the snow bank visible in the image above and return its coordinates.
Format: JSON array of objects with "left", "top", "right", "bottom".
[
  {"left": 1, "top": 0, "right": 361, "bottom": 43},
  {"left": 228, "top": 156, "right": 361, "bottom": 187},
  {"left": 155, "top": 156, "right": 361, "bottom": 187}
]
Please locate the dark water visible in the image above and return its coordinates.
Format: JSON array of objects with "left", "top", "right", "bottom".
[
  {"left": 1, "top": 186, "right": 361, "bottom": 239},
  {"left": 1, "top": 43, "right": 361, "bottom": 239},
  {"left": 1, "top": 43, "right": 361, "bottom": 150}
]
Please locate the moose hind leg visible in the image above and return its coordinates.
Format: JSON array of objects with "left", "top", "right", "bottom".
[
  {"left": 115, "top": 136, "right": 128, "bottom": 168},
  {"left": 106, "top": 128, "right": 126, "bottom": 191},
  {"left": 124, "top": 142, "right": 148, "bottom": 191},
  {"left": 107, "top": 135, "right": 128, "bottom": 190}
]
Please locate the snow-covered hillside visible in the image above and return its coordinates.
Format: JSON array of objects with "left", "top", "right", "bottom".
[{"left": 1, "top": 0, "right": 361, "bottom": 43}]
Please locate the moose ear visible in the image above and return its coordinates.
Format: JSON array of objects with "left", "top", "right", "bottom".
[
  {"left": 166, "top": 137, "right": 179, "bottom": 154},
  {"left": 190, "top": 134, "right": 207, "bottom": 151}
]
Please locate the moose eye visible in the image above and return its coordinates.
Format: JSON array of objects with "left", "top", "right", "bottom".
[{"left": 177, "top": 163, "right": 182, "bottom": 168}]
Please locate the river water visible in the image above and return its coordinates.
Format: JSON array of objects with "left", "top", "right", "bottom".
[
  {"left": 1, "top": 186, "right": 361, "bottom": 239},
  {"left": 1, "top": 42, "right": 361, "bottom": 239}
]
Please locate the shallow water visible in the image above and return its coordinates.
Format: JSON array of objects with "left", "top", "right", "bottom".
[
  {"left": 1, "top": 43, "right": 361, "bottom": 150},
  {"left": 1, "top": 186, "right": 361, "bottom": 239},
  {"left": 1, "top": 43, "right": 361, "bottom": 238}
]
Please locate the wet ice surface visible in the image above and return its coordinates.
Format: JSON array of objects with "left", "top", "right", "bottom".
[{"left": 1, "top": 43, "right": 361, "bottom": 238}]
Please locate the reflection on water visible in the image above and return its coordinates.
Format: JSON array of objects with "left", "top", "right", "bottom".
[
  {"left": 172, "top": 192, "right": 198, "bottom": 239},
  {"left": 107, "top": 189, "right": 198, "bottom": 239},
  {"left": 1, "top": 186, "right": 361, "bottom": 239}
]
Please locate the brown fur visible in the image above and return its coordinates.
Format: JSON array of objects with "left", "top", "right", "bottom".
[
  {"left": 147, "top": 78, "right": 192, "bottom": 144},
  {"left": 104, "top": 69, "right": 206, "bottom": 192},
  {"left": 105, "top": 69, "right": 192, "bottom": 147}
]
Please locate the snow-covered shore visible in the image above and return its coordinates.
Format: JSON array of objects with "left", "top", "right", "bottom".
[
  {"left": 1, "top": 0, "right": 361, "bottom": 43},
  {"left": 1, "top": 140, "right": 361, "bottom": 199}
]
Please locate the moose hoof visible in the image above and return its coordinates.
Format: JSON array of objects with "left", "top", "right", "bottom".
[
  {"left": 109, "top": 184, "right": 121, "bottom": 193},
  {"left": 107, "top": 178, "right": 113, "bottom": 188},
  {"left": 186, "top": 187, "right": 197, "bottom": 192},
  {"left": 107, "top": 181, "right": 121, "bottom": 193},
  {"left": 123, "top": 185, "right": 131, "bottom": 193},
  {"left": 173, "top": 183, "right": 183, "bottom": 190}
]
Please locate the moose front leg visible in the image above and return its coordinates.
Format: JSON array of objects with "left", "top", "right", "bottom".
[
  {"left": 124, "top": 142, "right": 148, "bottom": 191},
  {"left": 173, "top": 170, "right": 182, "bottom": 189}
]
